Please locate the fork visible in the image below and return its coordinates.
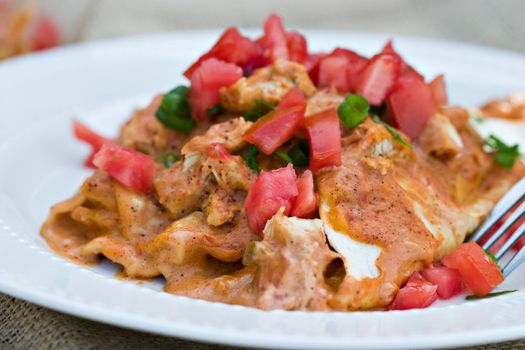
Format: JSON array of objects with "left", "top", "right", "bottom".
[{"left": 468, "top": 177, "right": 525, "bottom": 276}]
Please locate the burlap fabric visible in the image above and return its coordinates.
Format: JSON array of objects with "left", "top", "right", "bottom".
[{"left": 2, "top": 0, "right": 525, "bottom": 348}]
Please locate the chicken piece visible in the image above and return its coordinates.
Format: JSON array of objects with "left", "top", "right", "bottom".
[
  {"left": 220, "top": 60, "right": 317, "bottom": 112},
  {"left": 119, "top": 94, "right": 181, "bottom": 157},
  {"left": 481, "top": 92, "right": 525, "bottom": 120},
  {"left": 417, "top": 112, "right": 464, "bottom": 158},
  {"left": 317, "top": 118, "right": 524, "bottom": 310},
  {"left": 242, "top": 209, "right": 337, "bottom": 310},
  {"left": 203, "top": 188, "right": 242, "bottom": 226},
  {"left": 305, "top": 89, "right": 345, "bottom": 116},
  {"left": 181, "top": 117, "right": 252, "bottom": 155}
]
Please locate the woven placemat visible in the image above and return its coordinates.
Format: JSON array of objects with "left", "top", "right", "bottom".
[{"left": 1, "top": 292, "right": 525, "bottom": 350}]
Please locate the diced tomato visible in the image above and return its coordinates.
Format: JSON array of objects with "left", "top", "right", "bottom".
[
  {"left": 356, "top": 53, "right": 401, "bottom": 106},
  {"left": 93, "top": 144, "right": 155, "bottom": 193},
  {"left": 421, "top": 266, "right": 463, "bottom": 299},
  {"left": 189, "top": 58, "right": 243, "bottom": 120},
  {"left": 243, "top": 89, "right": 306, "bottom": 154},
  {"left": 318, "top": 55, "right": 351, "bottom": 92},
  {"left": 290, "top": 170, "right": 318, "bottom": 218},
  {"left": 31, "top": 16, "right": 61, "bottom": 51},
  {"left": 391, "top": 272, "right": 438, "bottom": 310},
  {"left": 183, "top": 27, "right": 261, "bottom": 79},
  {"left": 262, "top": 14, "right": 289, "bottom": 61},
  {"left": 207, "top": 143, "right": 230, "bottom": 160},
  {"left": 442, "top": 242, "right": 504, "bottom": 297},
  {"left": 304, "top": 109, "right": 342, "bottom": 174},
  {"left": 313, "top": 48, "right": 368, "bottom": 92},
  {"left": 380, "top": 40, "right": 424, "bottom": 80},
  {"left": 387, "top": 73, "right": 436, "bottom": 138},
  {"left": 244, "top": 164, "right": 298, "bottom": 233},
  {"left": 286, "top": 31, "right": 308, "bottom": 63},
  {"left": 73, "top": 120, "right": 113, "bottom": 168},
  {"left": 429, "top": 74, "right": 448, "bottom": 107},
  {"left": 276, "top": 87, "right": 306, "bottom": 110}
]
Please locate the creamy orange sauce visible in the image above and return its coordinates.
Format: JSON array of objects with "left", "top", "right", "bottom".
[
  {"left": 40, "top": 61, "right": 525, "bottom": 311},
  {"left": 481, "top": 93, "right": 525, "bottom": 120}
]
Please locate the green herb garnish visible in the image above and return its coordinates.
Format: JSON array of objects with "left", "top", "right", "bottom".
[
  {"left": 207, "top": 103, "right": 223, "bottom": 117},
  {"left": 466, "top": 290, "right": 517, "bottom": 300},
  {"left": 287, "top": 139, "right": 310, "bottom": 167},
  {"left": 155, "top": 86, "right": 196, "bottom": 132},
  {"left": 161, "top": 152, "right": 181, "bottom": 168},
  {"left": 274, "top": 150, "right": 293, "bottom": 164},
  {"left": 338, "top": 94, "right": 370, "bottom": 129},
  {"left": 244, "top": 99, "right": 275, "bottom": 121},
  {"left": 484, "top": 249, "right": 500, "bottom": 268},
  {"left": 485, "top": 135, "right": 521, "bottom": 168},
  {"left": 245, "top": 144, "right": 261, "bottom": 174},
  {"left": 372, "top": 116, "right": 412, "bottom": 148}
]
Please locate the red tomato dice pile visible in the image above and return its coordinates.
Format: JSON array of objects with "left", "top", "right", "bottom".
[{"left": 391, "top": 272, "right": 438, "bottom": 310}]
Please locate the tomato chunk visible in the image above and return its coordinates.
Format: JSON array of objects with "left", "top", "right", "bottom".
[
  {"left": 32, "top": 16, "right": 61, "bottom": 51},
  {"left": 391, "top": 272, "right": 438, "bottom": 310},
  {"left": 244, "top": 164, "right": 298, "bottom": 233},
  {"left": 183, "top": 27, "right": 261, "bottom": 78},
  {"left": 356, "top": 53, "right": 401, "bottom": 106},
  {"left": 93, "top": 144, "right": 155, "bottom": 193},
  {"left": 442, "top": 242, "right": 504, "bottom": 297},
  {"left": 428, "top": 74, "right": 448, "bottom": 107},
  {"left": 304, "top": 109, "right": 342, "bottom": 174},
  {"left": 189, "top": 58, "right": 243, "bottom": 120},
  {"left": 387, "top": 73, "right": 436, "bottom": 138},
  {"left": 243, "top": 88, "right": 306, "bottom": 154},
  {"left": 262, "top": 14, "right": 289, "bottom": 61},
  {"left": 286, "top": 31, "right": 308, "bottom": 63},
  {"left": 318, "top": 55, "right": 351, "bottom": 92},
  {"left": 290, "top": 170, "right": 318, "bottom": 218},
  {"left": 421, "top": 266, "right": 463, "bottom": 299},
  {"left": 73, "top": 120, "right": 113, "bottom": 168}
]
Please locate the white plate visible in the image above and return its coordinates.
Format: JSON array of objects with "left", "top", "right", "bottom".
[{"left": 1, "top": 31, "right": 525, "bottom": 350}]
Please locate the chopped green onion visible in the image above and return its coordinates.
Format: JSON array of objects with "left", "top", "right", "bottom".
[
  {"left": 484, "top": 249, "right": 500, "bottom": 269},
  {"left": 245, "top": 144, "right": 261, "bottom": 174},
  {"left": 274, "top": 150, "right": 292, "bottom": 164},
  {"left": 338, "top": 94, "right": 370, "bottom": 129},
  {"left": 485, "top": 135, "right": 521, "bottom": 168},
  {"left": 244, "top": 99, "right": 275, "bottom": 121},
  {"left": 287, "top": 139, "right": 310, "bottom": 167},
  {"left": 207, "top": 103, "right": 223, "bottom": 117},
  {"left": 161, "top": 152, "right": 181, "bottom": 168},
  {"left": 372, "top": 116, "right": 412, "bottom": 148},
  {"left": 155, "top": 86, "right": 196, "bottom": 132},
  {"left": 466, "top": 290, "right": 517, "bottom": 300}
]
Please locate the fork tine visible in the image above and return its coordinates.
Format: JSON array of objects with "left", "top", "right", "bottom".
[
  {"left": 468, "top": 177, "right": 525, "bottom": 243},
  {"left": 502, "top": 224, "right": 525, "bottom": 277},
  {"left": 495, "top": 220, "right": 525, "bottom": 260},
  {"left": 482, "top": 200, "right": 525, "bottom": 250}
]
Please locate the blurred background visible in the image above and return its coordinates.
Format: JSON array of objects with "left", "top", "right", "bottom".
[{"left": 1, "top": 0, "right": 525, "bottom": 58}]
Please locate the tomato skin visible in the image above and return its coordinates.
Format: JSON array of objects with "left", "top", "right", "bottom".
[
  {"left": 304, "top": 109, "right": 342, "bottom": 174},
  {"left": 189, "top": 58, "right": 243, "bottom": 120},
  {"left": 356, "top": 53, "right": 401, "bottom": 106},
  {"left": 428, "top": 74, "right": 448, "bottom": 106},
  {"left": 290, "top": 170, "right": 318, "bottom": 218},
  {"left": 318, "top": 55, "right": 351, "bottom": 92},
  {"left": 183, "top": 27, "right": 261, "bottom": 78},
  {"left": 244, "top": 164, "right": 298, "bottom": 233},
  {"left": 442, "top": 242, "right": 504, "bottom": 297},
  {"left": 73, "top": 120, "right": 113, "bottom": 168},
  {"left": 262, "top": 14, "right": 289, "bottom": 61},
  {"left": 421, "top": 266, "right": 463, "bottom": 299},
  {"left": 391, "top": 272, "right": 438, "bottom": 310},
  {"left": 387, "top": 73, "right": 436, "bottom": 138},
  {"left": 286, "top": 31, "right": 308, "bottom": 63},
  {"left": 243, "top": 88, "right": 306, "bottom": 155},
  {"left": 93, "top": 144, "right": 155, "bottom": 193},
  {"left": 32, "top": 16, "right": 61, "bottom": 51}
]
